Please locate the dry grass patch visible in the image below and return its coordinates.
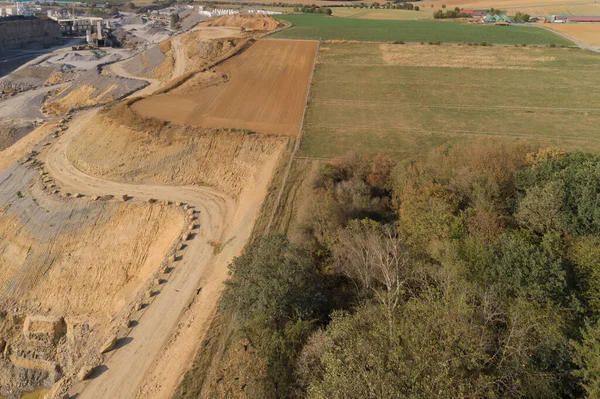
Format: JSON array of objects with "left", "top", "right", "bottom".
[
  {"left": 379, "top": 43, "right": 557, "bottom": 69},
  {"left": 44, "top": 85, "right": 97, "bottom": 115}
]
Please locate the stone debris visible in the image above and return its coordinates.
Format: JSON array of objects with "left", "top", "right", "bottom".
[
  {"left": 100, "top": 335, "right": 117, "bottom": 354},
  {"left": 77, "top": 365, "right": 94, "bottom": 381},
  {"left": 168, "top": 254, "right": 176, "bottom": 263},
  {"left": 91, "top": 195, "right": 100, "bottom": 201},
  {"left": 74, "top": 193, "right": 83, "bottom": 198},
  {"left": 23, "top": 315, "right": 66, "bottom": 342},
  {"left": 120, "top": 194, "right": 129, "bottom": 202}
]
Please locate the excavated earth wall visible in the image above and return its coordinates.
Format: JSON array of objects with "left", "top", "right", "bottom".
[{"left": 0, "top": 18, "right": 61, "bottom": 50}]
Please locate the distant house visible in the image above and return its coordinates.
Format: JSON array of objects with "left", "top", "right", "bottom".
[
  {"left": 528, "top": 16, "right": 546, "bottom": 22},
  {"left": 460, "top": 9, "right": 474, "bottom": 15}
]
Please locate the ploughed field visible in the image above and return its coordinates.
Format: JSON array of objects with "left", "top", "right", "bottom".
[
  {"left": 301, "top": 42, "right": 600, "bottom": 160},
  {"left": 547, "top": 23, "right": 600, "bottom": 47},
  {"left": 272, "top": 14, "right": 574, "bottom": 45},
  {"left": 132, "top": 39, "right": 318, "bottom": 136}
]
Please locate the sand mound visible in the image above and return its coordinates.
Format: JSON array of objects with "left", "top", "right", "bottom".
[
  {"left": 206, "top": 14, "right": 282, "bottom": 31},
  {"left": 123, "top": 43, "right": 168, "bottom": 79},
  {"left": 60, "top": 52, "right": 97, "bottom": 62}
]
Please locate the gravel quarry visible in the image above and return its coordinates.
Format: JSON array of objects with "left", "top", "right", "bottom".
[{"left": 0, "top": 17, "right": 294, "bottom": 399}]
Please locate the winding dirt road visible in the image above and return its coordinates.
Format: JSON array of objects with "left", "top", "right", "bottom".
[
  {"left": 37, "top": 28, "right": 278, "bottom": 398},
  {"left": 42, "top": 106, "right": 276, "bottom": 399},
  {"left": 41, "top": 109, "right": 233, "bottom": 398},
  {"left": 171, "top": 35, "right": 187, "bottom": 78}
]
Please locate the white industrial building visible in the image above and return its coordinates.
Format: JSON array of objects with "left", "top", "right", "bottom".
[
  {"left": 0, "top": 3, "right": 35, "bottom": 18},
  {"left": 198, "top": 6, "right": 281, "bottom": 18}
]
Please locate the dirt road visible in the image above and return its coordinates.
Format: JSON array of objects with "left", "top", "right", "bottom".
[
  {"left": 109, "top": 60, "right": 162, "bottom": 98},
  {"left": 171, "top": 35, "right": 187, "bottom": 79},
  {"left": 42, "top": 109, "right": 230, "bottom": 398},
  {"left": 42, "top": 107, "right": 279, "bottom": 398},
  {"left": 9, "top": 28, "right": 280, "bottom": 399},
  {"left": 0, "top": 83, "right": 66, "bottom": 121}
]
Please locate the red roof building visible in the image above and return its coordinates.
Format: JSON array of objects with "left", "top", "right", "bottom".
[{"left": 566, "top": 16, "right": 600, "bottom": 22}]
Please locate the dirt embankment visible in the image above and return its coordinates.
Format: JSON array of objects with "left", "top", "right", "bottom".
[
  {"left": 0, "top": 64, "right": 77, "bottom": 97},
  {"left": 0, "top": 160, "right": 184, "bottom": 398},
  {"left": 122, "top": 40, "right": 173, "bottom": 81},
  {"left": 180, "top": 34, "right": 242, "bottom": 73},
  {"left": 66, "top": 106, "right": 287, "bottom": 199},
  {"left": 43, "top": 70, "right": 147, "bottom": 116},
  {"left": 206, "top": 14, "right": 283, "bottom": 31}
]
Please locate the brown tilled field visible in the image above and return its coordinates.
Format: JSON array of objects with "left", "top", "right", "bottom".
[
  {"left": 132, "top": 39, "right": 318, "bottom": 136},
  {"left": 547, "top": 23, "right": 600, "bottom": 47}
]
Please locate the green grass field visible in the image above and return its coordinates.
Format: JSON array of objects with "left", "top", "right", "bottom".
[
  {"left": 300, "top": 43, "right": 600, "bottom": 160},
  {"left": 331, "top": 8, "right": 434, "bottom": 20},
  {"left": 273, "top": 14, "right": 574, "bottom": 45}
]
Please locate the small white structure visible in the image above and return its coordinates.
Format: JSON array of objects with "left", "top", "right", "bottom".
[
  {"left": 198, "top": 6, "right": 282, "bottom": 17},
  {"left": 247, "top": 9, "right": 283, "bottom": 15},
  {"left": 1, "top": 2, "right": 34, "bottom": 17},
  {"left": 198, "top": 7, "right": 239, "bottom": 18}
]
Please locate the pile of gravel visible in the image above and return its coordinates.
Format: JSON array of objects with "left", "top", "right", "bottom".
[
  {"left": 122, "top": 44, "right": 166, "bottom": 77},
  {"left": 53, "top": 68, "right": 147, "bottom": 105},
  {"left": 0, "top": 63, "right": 76, "bottom": 94}
]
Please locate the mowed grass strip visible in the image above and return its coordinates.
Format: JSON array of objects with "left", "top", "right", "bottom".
[
  {"left": 273, "top": 14, "right": 573, "bottom": 45},
  {"left": 300, "top": 43, "right": 600, "bottom": 160}
]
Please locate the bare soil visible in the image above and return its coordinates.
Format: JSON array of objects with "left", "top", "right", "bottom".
[
  {"left": 132, "top": 39, "right": 318, "bottom": 136},
  {"left": 547, "top": 23, "right": 600, "bottom": 48}
]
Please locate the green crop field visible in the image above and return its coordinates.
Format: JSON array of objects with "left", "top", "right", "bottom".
[
  {"left": 300, "top": 42, "right": 600, "bottom": 160},
  {"left": 273, "top": 14, "right": 574, "bottom": 45}
]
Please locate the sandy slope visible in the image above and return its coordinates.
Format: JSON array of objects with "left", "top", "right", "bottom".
[
  {"left": 43, "top": 88, "right": 280, "bottom": 399},
  {"left": 44, "top": 109, "right": 228, "bottom": 399},
  {"left": 42, "top": 108, "right": 280, "bottom": 398},
  {"left": 110, "top": 60, "right": 162, "bottom": 98},
  {"left": 0, "top": 26, "right": 283, "bottom": 398}
]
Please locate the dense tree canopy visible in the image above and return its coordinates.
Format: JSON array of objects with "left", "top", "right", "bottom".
[{"left": 221, "top": 144, "right": 600, "bottom": 398}]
